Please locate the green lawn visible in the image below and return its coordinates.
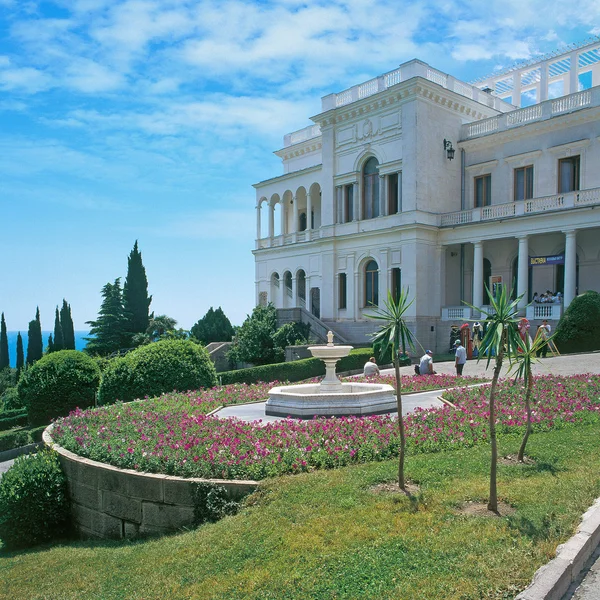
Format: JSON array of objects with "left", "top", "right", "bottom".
[{"left": 1, "top": 423, "right": 600, "bottom": 600}]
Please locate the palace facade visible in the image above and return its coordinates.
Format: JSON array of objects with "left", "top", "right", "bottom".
[{"left": 253, "top": 39, "right": 600, "bottom": 352}]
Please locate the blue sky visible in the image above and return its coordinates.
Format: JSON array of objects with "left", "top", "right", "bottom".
[{"left": 0, "top": 0, "right": 598, "bottom": 331}]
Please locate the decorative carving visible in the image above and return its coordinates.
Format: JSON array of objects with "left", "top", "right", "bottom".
[
  {"left": 327, "top": 331, "right": 334, "bottom": 346},
  {"left": 363, "top": 119, "right": 373, "bottom": 138}
]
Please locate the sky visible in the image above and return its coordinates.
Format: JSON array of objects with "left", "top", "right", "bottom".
[{"left": 0, "top": 0, "right": 599, "bottom": 331}]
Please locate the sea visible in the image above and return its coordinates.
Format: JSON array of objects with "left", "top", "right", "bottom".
[{"left": 6, "top": 331, "right": 89, "bottom": 367}]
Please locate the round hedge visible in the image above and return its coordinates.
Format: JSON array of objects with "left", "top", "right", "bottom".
[
  {"left": 97, "top": 339, "right": 218, "bottom": 405},
  {"left": 18, "top": 350, "right": 101, "bottom": 426},
  {"left": 554, "top": 291, "right": 600, "bottom": 354},
  {"left": 0, "top": 449, "right": 70, "bottom": 550}
]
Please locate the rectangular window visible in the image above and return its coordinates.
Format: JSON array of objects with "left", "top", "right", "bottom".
[
  {"left": 344, "top": 184, "right": 354, "bottom": 222},
  {"left": 391, "top": 268, "right": 401, "bottom": 302},
  {"left": 338, "top": 273, "right": 347, "bottom": 309},
  {"left": 558, "top": 156, "right": 580, "bottom": 193},
  {"left": 388, "top": 173, "right": 398, "bottom": 214},
  {"left": 474, "top": 174, "right": 491, "bottom": 208},
  {"left": 514, "top": 166, "right": 534, "bottom": 201}
]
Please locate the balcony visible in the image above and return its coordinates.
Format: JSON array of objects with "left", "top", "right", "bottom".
[
  {"left": 442, "top": 304, "right": 562, "bottom": 321},
  {"left": 462, "top": 87, "right": 600, "bottom": 140},
  {"left": 440, "top": 187, "right": 600, "bottom": 227},
  {"left": 320, "top": 59, "right": 513, "bottom": 113}
]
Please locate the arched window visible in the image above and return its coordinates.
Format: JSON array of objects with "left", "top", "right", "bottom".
[
  {"left": 362, "top": 157, "right": 379, "bottom": 220},
  {"left": 297, "top": 270, "right": 306, "bottom": 307},
  {"left": 284, "top": 272, "right": 292, "bottom": 299},
  {"left": 365, "top": 260, "right": 379, "bottom": 307},
  {"left": 299, "top": 212, "right": 307, "bottom": 231}
]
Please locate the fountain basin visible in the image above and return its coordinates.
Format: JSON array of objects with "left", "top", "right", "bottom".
[
  {"left": 307, "top": 345, "right": 353, "bottom": 360},
  {"left": 265, "top": 382, "right": 397, "bottom": 418}
]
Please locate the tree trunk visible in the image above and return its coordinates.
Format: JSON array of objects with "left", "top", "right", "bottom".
[
  {"left": 517, "top": 369, "right": 533, "bottom": 462},
  {"left": 395, "top": 356, "right": 405, "bottom": 490},
  {"left": 488, "top": 345, "right": 504, "bottom": 513}
]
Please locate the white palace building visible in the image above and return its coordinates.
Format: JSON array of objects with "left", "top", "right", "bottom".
[{"left": 252, "top": 39, "right": 600, "bottom": 352}]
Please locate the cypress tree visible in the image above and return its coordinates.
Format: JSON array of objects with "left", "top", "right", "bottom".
[
  {"left": 47, "top": 334, "right": 54, "bottom": 353},
  {"left": 26, "top": 307, "right": 43, "bottom": 365},
  {"left": 16, "top": 332, "right": 24, "bottom": 379},
  {"left": 85, "top": 279, "right": 127, "bottom": 356},
  {"left": 53, "top": 307, "right": 64, "bottom": 352},
  {"left": 123, "top": 241, "right": 152, "bottom": 342},
  {"left": 0, "top": 312, "right": 9, "bottom": 369},
  {"left": 60, "top": 299, "right": 75, "bottom": 350}
]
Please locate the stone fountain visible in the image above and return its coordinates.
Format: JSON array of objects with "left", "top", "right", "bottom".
[{"left": 265, "top": 331, "right": 397, "bottom": 418}]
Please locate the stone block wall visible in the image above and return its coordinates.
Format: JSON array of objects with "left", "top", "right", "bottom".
[{"left": 43, "top": 427, "right": 259, "bottom": 540}]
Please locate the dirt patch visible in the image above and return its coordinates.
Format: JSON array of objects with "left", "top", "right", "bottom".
[
  {"left": 370, "top": 481, "right": 420, "bottom": 496},
  {"left": 499, "top": 454, "right": 536, "bottom": 466},
  {"left": 458, "top": 501, "right": 516, "bottom": 517}
]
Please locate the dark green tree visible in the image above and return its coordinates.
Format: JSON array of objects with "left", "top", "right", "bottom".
[
  {"left": 132, "top": 314, "right": 180, "bottom": 346},
  {"left": 60, "top": 300, "right": 75, "bottom": 350},
  {"left": 47, "top": 334, "right": 54, "bottom": 353},
  {"left": 190, "top": 307, "right": 235, "bottom": 345},
  {"left": 0, "top": 312, "right": 9, "bottom": 370},
  {"left": 123, "top": 241, "right": 152, "bottom": 342},
  {"left": 26, "top": 308, "right": 43, "bottom": 366},
  {"left": 554, "top": 290, "right": 600, "bottom": 353},
  {"left": 52, "top": 307, "right": 64, "bottom": 352},
  {"left": 16, "top": 332, "right": 24, "bottom": 379},
  {"left": 85, "top": 279, "right": 127, "bottom": 356},
  {"left": 228, "top": 303, "right": 282, "bottom": 366}
]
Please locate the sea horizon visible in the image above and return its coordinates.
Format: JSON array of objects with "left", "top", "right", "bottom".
[{"left": 5, "top": 331, "right": 89, "bottom": 367}]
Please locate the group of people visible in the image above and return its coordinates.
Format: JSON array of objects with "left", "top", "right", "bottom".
[{"left": 532, "top": 290, "right": 562, "bottom": 304}]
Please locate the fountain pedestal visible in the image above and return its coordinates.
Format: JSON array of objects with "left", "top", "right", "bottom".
[{"left": 264, "top": 332, "right": 396, "bottom": 419}]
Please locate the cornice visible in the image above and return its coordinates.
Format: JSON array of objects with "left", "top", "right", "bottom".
[
  {"left": 466, "top": 159, "right": 499, "bottom": 172},
  {"left": 504, "top": 149, "right": 543, "bottom": 164},
  {"left": 312, "top": 77, "right": 499, "bottom": 128},
  {"left": 253, "top": 164, "right": 322, "bottom": 189},
  {"left": 548, "top": 138, "right": 592, "bottom": 154},
  {"left": 274, "top": 140, "right": 322, "bottom": 161}
]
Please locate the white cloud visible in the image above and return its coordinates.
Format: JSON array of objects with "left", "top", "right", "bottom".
[{"left": 0, "top": 65, "right": 52, "bottom": 93}]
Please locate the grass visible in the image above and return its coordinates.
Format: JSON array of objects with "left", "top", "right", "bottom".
[{"left": 2, "top": 423, "right": 600, "bottom": 599}]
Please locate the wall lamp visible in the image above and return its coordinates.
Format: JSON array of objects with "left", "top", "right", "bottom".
[{"left": 443, "top": 139, "right": 455, "bottom": 161}]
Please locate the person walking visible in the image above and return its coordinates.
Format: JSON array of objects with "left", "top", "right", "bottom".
[
  {"left": 454, "top": 339, "right": 467, "bottom": 376},
  {"left": 535, "top": 319, "right": 552, "bottom": 358},
  {"left": 363, "top": 356, "right": 380, "bottom": 377}
]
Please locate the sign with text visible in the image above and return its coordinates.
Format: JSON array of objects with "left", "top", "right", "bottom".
[{"left": 529, "top": 254, "right": 565, "bottom": 266}]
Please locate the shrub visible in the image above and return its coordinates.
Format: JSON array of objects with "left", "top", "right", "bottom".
[
  {"left": 98, "top": 339, "right": 218, "bottom": 405},
  {"left": 220, "top": 347, "right": 374, "bottom": 385},
  {"left": 0, "top": 409, "right": 27, "bottom": 432},
  {"left": 18, "top": 350, "right": 101, "bottom": 427},
  {"left": 1, "top": 386, "right": 24, "bottom": 411},
  {"left": 0, "top": 449, "right": 70, "bottom": 550},
  {"left": 192, "top": 482, "right": 240, "bottom": 525},
  {"left": 0, "top": 425, "right": 46, "bottom": 452},
  {"left": 554, "top": 291, "right": 600, "bottom": 353}
]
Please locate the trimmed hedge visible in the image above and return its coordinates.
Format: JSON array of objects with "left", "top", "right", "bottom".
[
  {"left": 219, "top": 348, "right": 376, "bottom": 385},
  {"left": 18, "top": 350, "right": 101, "bottom": 427},
  {"left": 555, "top": 291, "right": 600, "bottom": 354},
  {"left": 98, "top": 339, "right": 218, "bottom": 405},
  {"left": 0, "top": 449, "right": 71, "bottom": 550},
  {"left": 0, "top": 425, "right": 46, "bottom": 453},
  {"left": 0, "top": 409, "right": 27, "bottom": 432}
]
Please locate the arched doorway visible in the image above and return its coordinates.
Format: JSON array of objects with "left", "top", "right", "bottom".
[{"left": 365, "top": 259, "right": 379, "bottom": 307}]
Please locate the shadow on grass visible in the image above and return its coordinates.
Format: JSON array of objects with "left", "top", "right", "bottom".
[{"left": 507, "top": 512, "right": 560, "bottom": 542}]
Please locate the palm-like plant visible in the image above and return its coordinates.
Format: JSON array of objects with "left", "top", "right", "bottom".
[
  {"left": 508, "top": 331, "right": 552, "bottom": 462},
  {"left": 464, "top": 283, "right": 522, "bottom": 512},
  {"left": 369, "top": 289, "right": 418, "bottom": 490}
]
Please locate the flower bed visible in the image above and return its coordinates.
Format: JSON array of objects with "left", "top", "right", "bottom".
[
  {"left": 50, "top": 375, "right": 600, "bottom": 481},
  {"left": 346, "top": 373, "right": 487, "bottom": 392}
]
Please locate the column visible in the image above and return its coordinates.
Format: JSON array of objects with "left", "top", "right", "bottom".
[
  {"left": 291, "top": 276, "right": 297, "bottom": 308},
  {"left": 352, "top": 181, "right": 360, "bottom": 221},
  {"left": 472, "top": 241, "right": 483, "bottom": 312},
  {"left": 564, "top": 230, "right": 577, "bottom": 308},
  {"left": 335, "top": 186, "right": 342, "bottom": 224},
  {"left": 513, "top": 72, "right": 522, "bottom": 107},
  {"left": 568, "top": 51, "right": 579, "bottom": 95},
  {"left": 397, "top": 171, "right": 403, "bottom": 213},
  {"left": 280, "top": 201, "right": 286, "bottom": 236},
  {"left": 539, "top": 61, "right": 549, "bottom": 102},
  {"left": 517, "top": 235, "right": 529, "bottom": 311},
  {"left": 353, "top": 269, "right": 360, "bottom": 320},
  {"left": 306, "top": 193, "right": 312, "bottom": 230},
  {"left": 268, "top": 202, "right": 274, "bottom": 239},
  {"left": 379, "top": 174, "right": 386, "bottom": 217},
  {"left": 292, "top": 196, "right": 298, "bottom": 233},
  {"left": 341, "top": 186, "right": 348, "bottom": 223},
  {"left": 256, "top": 204, "right": 262, "bottom": 241}
]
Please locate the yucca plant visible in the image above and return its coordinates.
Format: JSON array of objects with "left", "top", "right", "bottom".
[
  {"left": 508, "top": 331, "right": 554, "bottom": 462},
  {"left": 369, "top": 289, "right": 418, "bottom": 490},
  {"left": 464, "top": 283, "right": 522, "bottom": 512}
]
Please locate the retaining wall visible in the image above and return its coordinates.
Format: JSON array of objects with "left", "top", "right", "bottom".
[{"left": 43, "top": 426, "right": 259, "bottom": 540}]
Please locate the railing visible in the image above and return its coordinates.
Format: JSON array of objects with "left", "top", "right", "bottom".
[
  {"left": 463, "top": 87, "right": 598, "bottom": 140},
  {"left": 525, "top": 304, "right": 562, "bottom": 320},
  {"left": 440, "top": 187, "right": 600, "bottom": 227},
  {"left": 441, "top": 307, "right": 472, "bottom": 321},
  {"left": 283, "top": 124, "right": 322, "bottom": 147},
  {"left": 321, "top": 59, "right": 513, "bottom": 113}
]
